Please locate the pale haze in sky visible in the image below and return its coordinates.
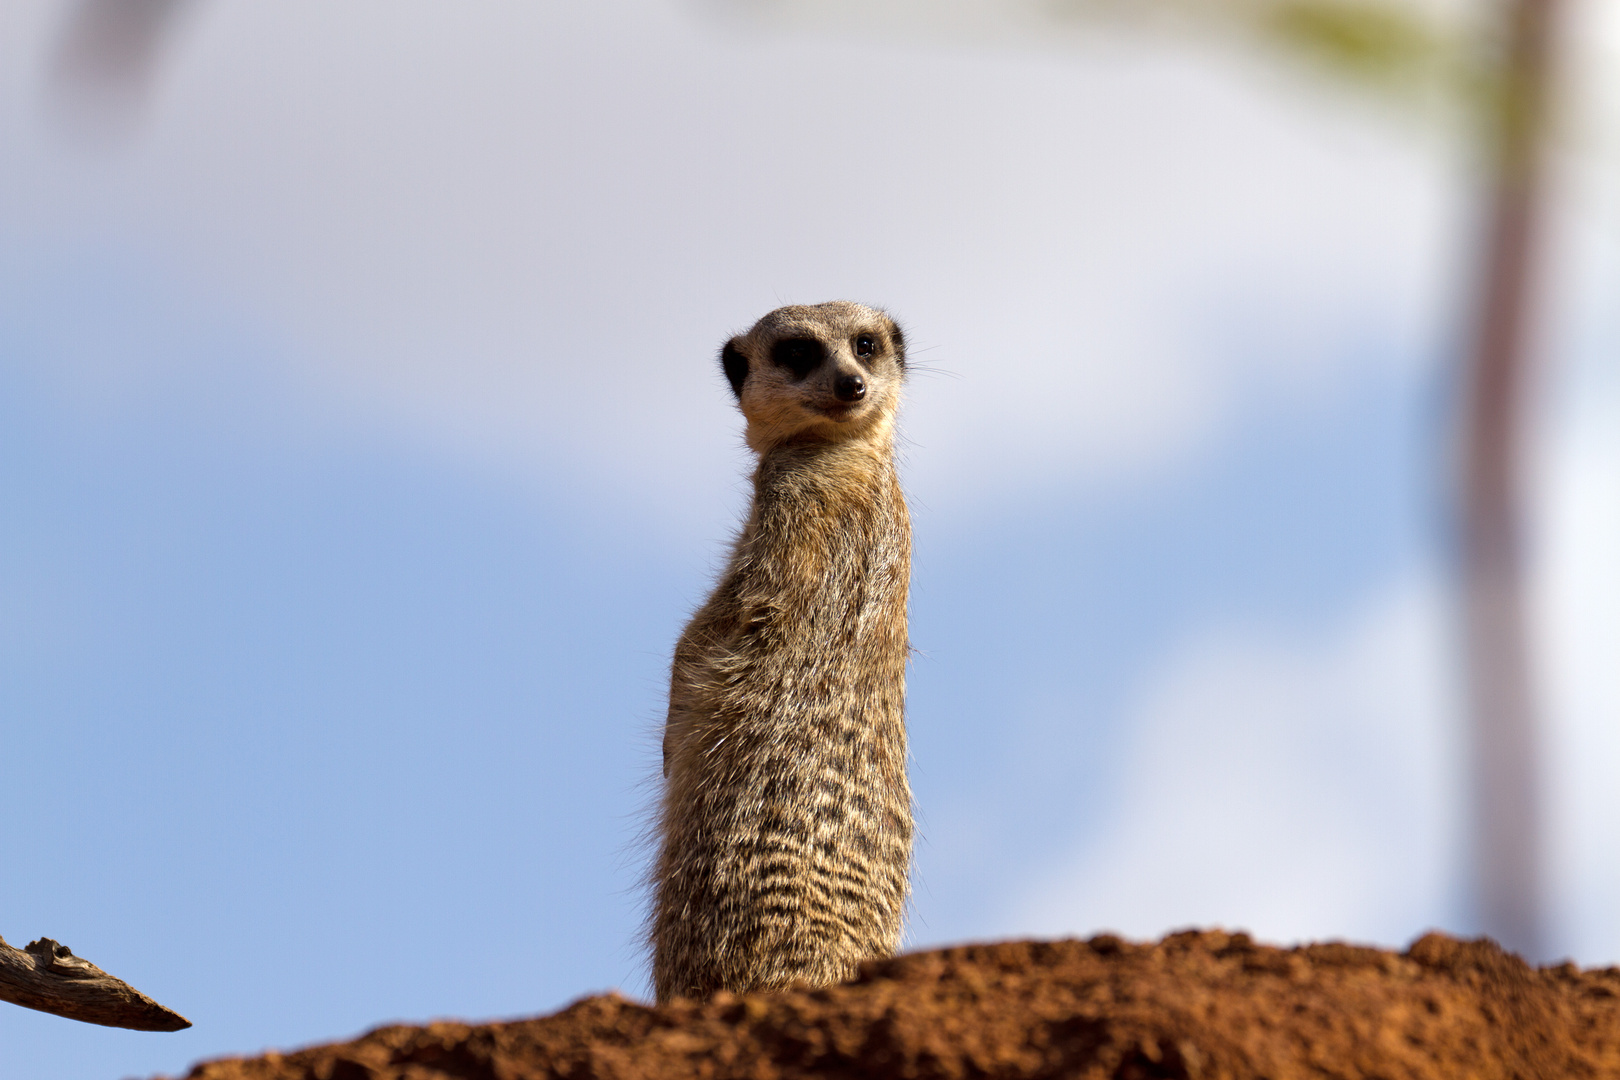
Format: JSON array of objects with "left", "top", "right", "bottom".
[{"left": 0, "top": 3, "right": 1616, "bottom": 1079}]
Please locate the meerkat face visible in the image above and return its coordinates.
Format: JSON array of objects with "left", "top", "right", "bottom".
[{"left": 719, "top": 302, "right": 907, "bottom": 451}]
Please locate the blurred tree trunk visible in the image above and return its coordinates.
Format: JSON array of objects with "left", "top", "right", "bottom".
[
  {"left": 1460, "top": 0, "right": 1561, "bottom": 960},
  {"left": 1037, "top": 0, "right": 1570, "bottom": 960}
]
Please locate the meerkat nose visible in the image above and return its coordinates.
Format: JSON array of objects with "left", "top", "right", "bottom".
[{"left": 835, "top": 374, "right": 866, "bottom": 402}]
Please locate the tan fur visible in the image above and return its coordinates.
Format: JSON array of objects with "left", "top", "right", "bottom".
[{"left": 650, "top": 302, "right": 913, "bottom": 1003}]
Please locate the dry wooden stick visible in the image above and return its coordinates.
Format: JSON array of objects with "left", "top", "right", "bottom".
[{"left": 0, "top": 934, "right": 190, "bottom": 1031}]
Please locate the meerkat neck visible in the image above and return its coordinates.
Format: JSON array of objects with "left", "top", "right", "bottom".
[{"left": 753, "top": 431, "right": 898, "bottom": 496}]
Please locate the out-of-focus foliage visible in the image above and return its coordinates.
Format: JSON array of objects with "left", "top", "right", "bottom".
[
  {"left": 714, "top": 0, "right": 1500, "bottom": 126},
  {"left": 1061, "top": 0, "right": 1492, "bottom": 115},
  {"left": 1265, "top": 1, "right": 1446, "bottom": 81}
]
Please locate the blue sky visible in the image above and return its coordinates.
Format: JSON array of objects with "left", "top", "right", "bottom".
[
  {"left": 1, "top": 3, "right": 1616, "bottom": 1079},
  {"left": 0, "top": 256, "right": 1443, "bottom": 1079}
]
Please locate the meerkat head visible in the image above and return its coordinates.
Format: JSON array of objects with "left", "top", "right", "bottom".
[{"left": 719, "top": 301, "right": 907, "bottom": 453}]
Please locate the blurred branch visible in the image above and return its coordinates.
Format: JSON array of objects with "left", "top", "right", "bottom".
[
  {"left": 47, "top": 0, "right": 199, "bottom": 143},
  {"left": 0, "top": 934, "right": 190, "bottom": 1032}
]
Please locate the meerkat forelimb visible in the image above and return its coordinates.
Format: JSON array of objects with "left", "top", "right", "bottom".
[{"left": 650, "top": 301, "right": 914, "bottom": 1003}]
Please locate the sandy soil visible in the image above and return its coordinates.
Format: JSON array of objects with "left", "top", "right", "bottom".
[{"left": 154, "top": 930, "right": 1620, "bottom": 1079}]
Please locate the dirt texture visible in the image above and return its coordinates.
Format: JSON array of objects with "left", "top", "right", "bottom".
[{"left": 157, "top": 930, "right": 1620, "bottom": 1080}]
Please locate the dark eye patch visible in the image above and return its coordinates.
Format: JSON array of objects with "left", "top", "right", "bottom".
[{"left": 770, "top": 337, "right": 825, "bottom": 380}]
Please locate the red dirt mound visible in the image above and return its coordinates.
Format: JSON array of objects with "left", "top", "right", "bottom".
[{"left": 158, "top": 930, "right": 1620, "bottom": 1080}]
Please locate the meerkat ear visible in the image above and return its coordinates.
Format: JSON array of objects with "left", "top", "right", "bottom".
[
  {"left": 887, "top": 320, "right": 907, "bottom": 371},
  {"left": 720, "top": 339, "right": 749, "bottom": 398}
]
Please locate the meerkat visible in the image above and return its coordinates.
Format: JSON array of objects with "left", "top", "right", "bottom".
[{"left": 650, "top": 301, "right": 913, "bottom": 1003}]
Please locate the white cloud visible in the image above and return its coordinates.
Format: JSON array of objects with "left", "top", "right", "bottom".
[
  {"left": 1006, "top": 574, "right": 1465, "bottom": 949},
  {"left": 1537, "top": 380, "right": 1620, "bottom": 964},
  {"left": 1, "top": 0, "right": 1460, "bottom": 526},
  {"left": 1533, "top": 27, "right": 1620, "bottom": 958}
]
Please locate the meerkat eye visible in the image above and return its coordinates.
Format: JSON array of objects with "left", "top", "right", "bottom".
[
  {"left": 854, "top": 334, "right": 876, "bottom": 358},
  {"left": 770, "top": 337, "right": 825, "bottom": 380}
]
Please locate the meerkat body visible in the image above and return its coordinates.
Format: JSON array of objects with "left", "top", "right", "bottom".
[{"left": 651, "top": 302, "right": 913, "bottom": 1003}]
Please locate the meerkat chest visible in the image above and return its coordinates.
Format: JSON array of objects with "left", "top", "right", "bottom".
[{"left": 738, "top": 494, "right": 908, "bottom": 649}]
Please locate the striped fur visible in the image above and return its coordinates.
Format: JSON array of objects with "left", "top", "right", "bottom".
[{"left": 651, "top": 303, "right": 913, "bottom": 1002}]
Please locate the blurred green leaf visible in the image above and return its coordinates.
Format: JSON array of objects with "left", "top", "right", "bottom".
[
  {"left": 1264, "top": 0, "right": 1441, "bottom": 81},
  {"left": 1058, "top": 0, "right": 1492, "bottom": 121}
]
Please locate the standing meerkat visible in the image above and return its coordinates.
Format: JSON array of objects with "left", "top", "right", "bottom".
[{"left": 650, "top": 301, "right": 913, "bottom": 1003}]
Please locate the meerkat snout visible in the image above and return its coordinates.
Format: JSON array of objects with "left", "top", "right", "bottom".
[{"left": 835, "top": 373, "right": 866, "bottom": 401}]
